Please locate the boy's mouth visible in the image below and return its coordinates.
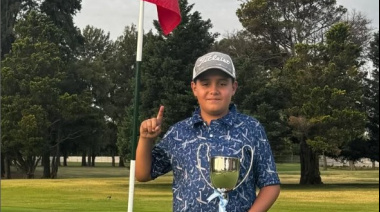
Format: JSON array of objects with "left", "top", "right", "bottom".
[{"left": 207, "top": 98, "right": 221, "bottom": 102}]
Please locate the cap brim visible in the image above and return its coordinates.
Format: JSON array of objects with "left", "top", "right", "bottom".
[{"left": 193, "top": 67, "right": 235, "bottom": 80}]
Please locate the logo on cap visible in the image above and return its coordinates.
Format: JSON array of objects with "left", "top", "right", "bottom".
[{"left": 193, "top": 52, "right": 236, "bottom": 80}]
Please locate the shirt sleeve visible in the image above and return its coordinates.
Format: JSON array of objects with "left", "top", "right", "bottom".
[
  {"left": 252, "top": 123, "right": 281, "bottom": 189},
  {"left": 150, "top": 128, "right": 173, "bottom": 180}
]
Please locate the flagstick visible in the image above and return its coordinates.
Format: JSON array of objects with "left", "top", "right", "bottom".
[
  {"left": 128, "top": 1, "right": 144, "bottom": 212},
  {"left": 0, "top": 0, "right": 2, "bottom": 174}
]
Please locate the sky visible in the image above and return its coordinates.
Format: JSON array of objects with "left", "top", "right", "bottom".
[{"left": 73, "top": 0, "right": 379, "bottom": 41}]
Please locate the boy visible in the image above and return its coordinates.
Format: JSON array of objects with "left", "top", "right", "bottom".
[{"left": 136, "top": 52, "right": 280, "bottom": 211}]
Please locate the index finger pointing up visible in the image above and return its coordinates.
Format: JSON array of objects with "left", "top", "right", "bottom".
[{"left": 157, "top": 105, "right": 165, "bottom": 121}]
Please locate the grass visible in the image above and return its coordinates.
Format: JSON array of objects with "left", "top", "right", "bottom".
[{"left": 1, "top": 163, "right": 379, "bottom": 212}]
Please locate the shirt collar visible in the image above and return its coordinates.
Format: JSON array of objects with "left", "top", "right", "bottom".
[{"left": 189, "top": 104, "right": 237, "bottom": 127}]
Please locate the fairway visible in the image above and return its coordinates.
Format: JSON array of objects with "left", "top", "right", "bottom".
[{"left": 1, "top": 163, "right": 379, "bottom": 212}]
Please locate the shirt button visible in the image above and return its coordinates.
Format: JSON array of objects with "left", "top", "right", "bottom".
[{"left": 210, "top": 134, "right": 213, "bottom": 137}]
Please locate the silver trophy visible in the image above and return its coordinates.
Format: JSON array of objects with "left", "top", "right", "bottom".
[{"left": 197, "top": 144, "right": 254, "bottom": 212}]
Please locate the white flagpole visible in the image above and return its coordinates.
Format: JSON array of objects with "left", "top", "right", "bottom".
[
  {"left": 128, "top": 1, "right": 144, "bottom": 212},
  {"left": 136, "top": 0, "right": 145, "bottom": 63}
]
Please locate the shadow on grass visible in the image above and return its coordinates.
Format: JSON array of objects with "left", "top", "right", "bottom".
[
  {"left": 280, "top": 183, "right": 379, "bottom": 190},
  {"left": 135, "top": 182, "right": 379, "bottom": 192}
]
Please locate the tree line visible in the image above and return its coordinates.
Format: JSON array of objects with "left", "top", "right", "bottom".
[{"left": 1, "top": 0, "right": 378, "bottom": 184}]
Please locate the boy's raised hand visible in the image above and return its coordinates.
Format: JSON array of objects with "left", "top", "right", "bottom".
[{"left": 140, "top": 106, "right": 164, "bottom": 140}]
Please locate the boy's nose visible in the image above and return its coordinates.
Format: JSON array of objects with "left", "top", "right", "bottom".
[{"left": 209, "top": 84, "right": 219, "bottom": 94}]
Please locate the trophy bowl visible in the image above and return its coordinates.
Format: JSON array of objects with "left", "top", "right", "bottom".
[
  {"left": 197, "top": 145, "right": 254, "bottom": 212},
  {"left": 210, "top": 156, "right": 240, "bottom": 191}
]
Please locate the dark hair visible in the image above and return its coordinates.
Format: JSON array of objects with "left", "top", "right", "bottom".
[{"left": 193, "top": 77, "right": 235, "bottom": 83}]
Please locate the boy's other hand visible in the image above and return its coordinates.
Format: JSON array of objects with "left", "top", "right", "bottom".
[{"left": 140, "top": 106, "right": 164, "bottom": 140}]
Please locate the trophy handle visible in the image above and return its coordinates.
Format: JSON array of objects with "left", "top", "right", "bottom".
[
  {"left": 233, "top": 145, "right": 255, "bottom": 191},
  {"left": 197, "top": 143, "right": 214, "bottom": 188}
]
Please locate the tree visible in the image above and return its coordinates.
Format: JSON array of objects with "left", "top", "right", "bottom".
[
  {"left": 2, "top": 0, "right": 90, "bottom": 177},
  {"left": 1, "top": 0, "right": 37, "bottom": 59},
  {"left": 342, "top": 10, "right": 375, "bottom": 58},
  {"left": 1, "top": 11, "right": 65, "bottom": 178},
  {"left": 1, "top": 0, "right": 21, "bottom": 59},
  {"left": 236, "top": 0, "right": 347, "bottom": 57},
  {"left": 40, "top": 0, "right": 84, "bottom": 58},
  {"left": 283, "top": 23, "right": 366, "bottom": 184},
  {"left": 1, "top": 10, "right": 92, "bottom": 178},
  {"left": 104, "top": 122, "right": 119, "bottom": 166},
  {"left": 75, "top": 25, "right": 115, "bottom": 167},
  {"left": 109, "top": 25, "right": 139, "bottom": 166},
  {"left": 363, "top": 31, "right": 379, "bottom": 163},
  {"left": 1, "top": 0, "right": 82, "bottom": 59}
]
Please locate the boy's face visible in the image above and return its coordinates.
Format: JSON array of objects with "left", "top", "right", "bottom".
[{"left": 191, "top": 69, "right": 238, "bottom": 121}]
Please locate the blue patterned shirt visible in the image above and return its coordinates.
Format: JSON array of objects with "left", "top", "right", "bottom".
[{"left": 151, "top": 105, "right": 280, "bottom": 212}]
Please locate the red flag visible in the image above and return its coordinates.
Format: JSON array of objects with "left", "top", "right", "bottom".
[{"left": 143, "top": 0, "right": 181, "bottom": 35}]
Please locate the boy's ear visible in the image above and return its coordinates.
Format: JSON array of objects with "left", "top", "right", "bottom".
[
  {"left": 191, "top": 81, "right": 197, "bottom": 96},
  {"left": 232, "top": 81, "right": 238, "bottom": 95}
]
